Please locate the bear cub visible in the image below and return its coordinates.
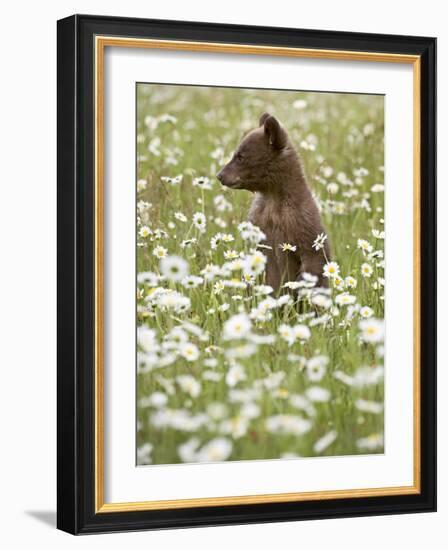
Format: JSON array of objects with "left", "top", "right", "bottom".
[{"left": 217, "top": 112, "right": 330, "bottom": 291}]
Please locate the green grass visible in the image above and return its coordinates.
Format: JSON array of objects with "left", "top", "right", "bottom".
[{"left": 136, "top": 84, "right": 385, "bottom": 465}]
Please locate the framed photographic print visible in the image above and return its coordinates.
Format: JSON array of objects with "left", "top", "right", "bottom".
[{"left": 57, "top": 14, "right": 436, "bottom": 534}]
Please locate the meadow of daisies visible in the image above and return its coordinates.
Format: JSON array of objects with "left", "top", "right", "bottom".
[{"left": 136, "top": 84, "right": 385, "bottom": 466}]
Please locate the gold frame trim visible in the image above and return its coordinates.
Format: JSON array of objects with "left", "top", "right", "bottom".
[{"left": 94, "top": 36, "right": 421, "bottom": 513}]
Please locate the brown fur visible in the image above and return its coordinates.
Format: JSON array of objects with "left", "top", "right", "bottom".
[{"left": 217, "top": 112, "right": 330, "bottom": 291}]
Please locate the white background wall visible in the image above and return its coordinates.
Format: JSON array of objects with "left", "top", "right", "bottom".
[{"left": 0, "top": 1, "right": 444, "bottom": 548}]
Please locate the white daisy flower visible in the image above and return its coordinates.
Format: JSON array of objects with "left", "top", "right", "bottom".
[
  {"left": 156, "top": 291, "right": 191, "bottom": 314},
  {"left": 137, "top": 200, "right": 152, "bottom": 215},
  {"left": 161, "top": 174, "right": 183, "bottom": 186},
  {"left": 254, "top": 284, "right": 274, "bottom": 296},
  {"left": 219, "top": 416, "right": 249, "bottom": 438},
  {"left": 279, "top": 243, "right": 297, "bottom": 252},
  {"left": 225, "top": 363, "right": 247, "bottom": 387},
  {"left": 139, "top": 392, "right": 168, "bottom": 409},
  {"left": 223, "top": 313, "right": 252, "bottom": 340},
  {"left": 289, "top": 394, "right": 316, "bottom": 417},
  {"left": 210, "top": 233, "right": 222, "bottom": 249},
  {"left": 305, "top": 386, "right": 331, "bottom": 402},
  {"left": 302, "top": 272, "right": 319, "bottom": 285},
  {"left": 174, "top": 212, "right": 187, "bottom": 222},
  {"left": 158, "top": 113, "right": 177, "bottom": 124},
  {"left": 293, "top": 98, "right": 307, "bottom": 110},
  {"left": 353, "top": 365, "right": 384, "bottom": 387},
  {"left": 360, "top": 262, "right": 373, "bottom": 278},
  {"left": 192, "top": 176, "right": 212, "bottom": 190},
  {"left": 179, "top": 343, "right": 200, "bottom": 363},
  {"left": 345, "top": 276, "right": 357, "bottom": 289},
  {"left": 254, "top": 296, "right": 276, "bottom": 312},
  {"left": 240, "top": 402, "right": 261, "bottom": 419},
  {"left": 148, "top": 137, "right": 161, "bottom": 156},
  {"left": 336, "top": 171, "right": 350, "bottom": 185},
  {"left": 332, "top": 275, "right": 345, "bottom": 290},
  {"left": 178, "top": 438, "right": 200, "bottom": 463},
  {"left": 353, "top": 167, "right": 369, "bottom": 178},
  {"left": 196, "top": 438, "right": 232, "bottom": 462},
  {"left": 313, "top": 430, "right": 338, "bottom": 453},
  {"left": 335, "top": 292, "right": 357, "bottom": 306},
  {"left": 138, "top": 327, "right": 159, "bottom": 354},
  {"left": 192, "top": 212, "right": 206, "bottom": 233},
  {"left": 238, "top": 221, "right": 266, "bottom": 244},
  {"left": 182, "top": 321, "right": 208, "bottom": 341},
  {"left": 159, "top": 255, "right": 189, "bottom": 281},
  {"left": 214, "top": 194, "right": 233, "bottom": 212},
  {"left": 224, "top": 249, "right": 239, "bottom": 260},
  {"left": 213, "top": 281, "right": 225, "bottom": 295},
  {"left": 222, "top": 233, "right": 235, "bottom": 243},
  {"left": 180, "top": 238, "right": 197, "bottom": 248},
  {"left": 355, "top": 399, "right": 384, "bottom": 415},
  {"left": 176, "top": 374, "right": 201, "bottom": 396},
  {"left": 311, "top": 293, "right": 332, "bottom": 309},
  {"left": 265, "top": 415, "right": 312, "bottom": 436},
  {"left": 139, "top": 225, "right": 152, "bottom": 238},
  {"left": 181, "top": 275, "right": 204, "bottom": 289},
  {"left": 356, "top": 433, "right": 384, "bottom": 451},
  {"left": 204, "top": 358, "right": 218, "bottom": 369},
  {"left": 226, "top": 258, "right": 244, "bottom": 271},
  {"left": 137, "top": 271, "right": 159, "bottom": 287},
  {"left": 201, "top": 263, "right": 221, "bottom": 281},
  {"left": 243, "top": 251, "right": 267, "bottom": 277},
  {"left": 152, "top": 228, "right": 168, "bottom": 240},
  {"left": 277, "top": 295, "right": 293, "bottom": 307},
  {"left": 359, "top": 318, "right": 385, "bottom": 343},
  {"left": 225, "top": 343, "right": 257, "bottom": 360},
  {"left": 153, "top": 245, "right": 168, "bottom": 259},
  {"left": 278, "top": 324, "right": 296, "bottom": 346},
  {"left": 359, "top": 306, "right": 374, "bottom": 318},
  {"left": 321, "top": 165, "right": 333, "bottom": 178},
  {"left": 326, "top": 182, "right": 339, "bottom": 195},
  {"left": 137, "top": 443, "right": 153, "bottom": 464},
  {"left": 333, "top": 370, "right": 355, "bottom": 386},
  {"left": 214, "top": 217, "right": 227, "bottom": 228},
  {"left": 283, "top": 281, "right": 301, "bottom": 290},
  {"left": 294, "top": 324, "right": 311, "bottom": 341},
  {"left": 357, "top": 238, "right": 373, "bottom": 254},
  {"left": 323, "top": 261, "right": 340, "bottom": 279},
  {"left": 206, "top": 402, "right": 228, "bottom": 420},
  {"left": 363, "top": 122, "right": 375, "bottom": 136},
  {"left": 312, "top": 233, "right": 328, "bottom": 251},
  {"left": 218, "top": 303, "right": 230, "bottom": 312},
  {"left": 137, "top": 179, "right": 147, "bottom": 193},
  {"left": 165, "top": 327, "right": 189, "bottom": 348},
  {"left": 306, "top": 355, "right": 329, "bottom": 382},
  {"left": 300, "top": 137, "right": 316, "bottom": 151}
]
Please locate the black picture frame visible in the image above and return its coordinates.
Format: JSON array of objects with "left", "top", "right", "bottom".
[{"left": 57, "top": 14, "right": 436, "bottom": 534}]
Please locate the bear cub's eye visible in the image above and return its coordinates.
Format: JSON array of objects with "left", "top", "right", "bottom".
[{"left": 236, "top": 152, "right": 244, "bottom": 162}]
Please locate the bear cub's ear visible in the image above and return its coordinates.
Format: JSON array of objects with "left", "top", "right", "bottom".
[
  {"left": 259, "top": 112, "right": 287, "bottom": 150},
  {"left": 259, "top": 112, "right": 271, "bottom": 126}
]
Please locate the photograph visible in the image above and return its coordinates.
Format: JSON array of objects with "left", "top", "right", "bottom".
[
  {"left": 135, "top": 83, "right": 386, "bottom": 466},
  {"left": 55, "top": 12, "right": 436, "bottom": 535}
]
